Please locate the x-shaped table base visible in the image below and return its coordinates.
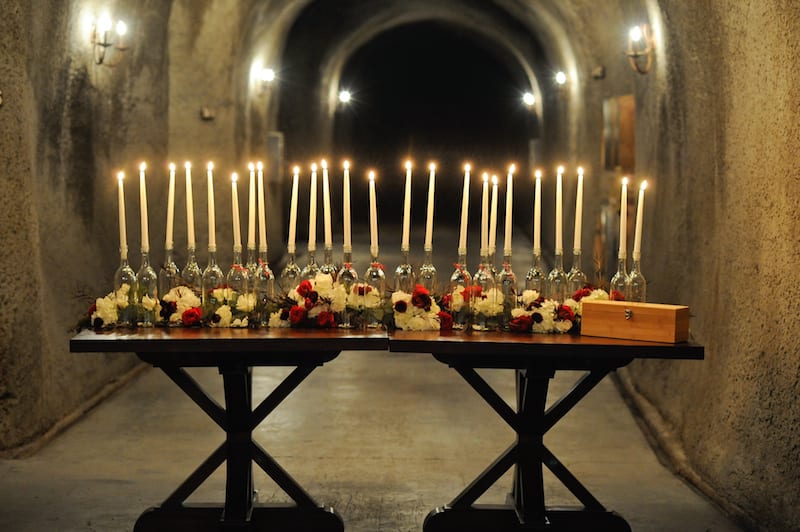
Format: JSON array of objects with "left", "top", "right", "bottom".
[
  {"left": 424, "top": 355, "right": 633, "bottom": 532},
  {"left": 133, "top": 352, "right": 344, "bottom": 532}
]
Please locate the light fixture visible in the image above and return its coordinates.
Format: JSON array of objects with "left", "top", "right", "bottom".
[
  {"left": 90, "top": 14, "right": 129, "bottom": 67},
  {"left": 627, "top": 23, "right": 655, "bottom": 74},
  {"left": 522, "top": 92, "right": 536, "bottom": 107},
  {"left": 338, "top": 90, "right": 352, "bottom": 104},
  {"left": 258, "top": 67, "right": 276, "bottom": 92},
  {"left": 555, "top": 71, "right": 568, "bottom": 86}
]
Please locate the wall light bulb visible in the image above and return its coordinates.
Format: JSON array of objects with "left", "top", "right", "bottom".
[
  {"left": 98, "top": 14, "right": 112, "bottom": 33},
  {"left": 260, "top": 68, "right": 275, "bottom": 83},
  {"left": 338, "top": 90, "right": 351, "bottom": 104},
  {"left": 555, "top": 71, "right": 567, "bottom": 85},
  {"left": 630, "top": 26, "right": 643, "bottom": 42},
  {"left": 522, "top": 92, "right": 535, "bottom": 106},
  {"left": 115, "top": 20, "right": 127, "bottom": 36}
]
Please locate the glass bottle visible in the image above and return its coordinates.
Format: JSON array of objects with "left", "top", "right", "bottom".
[
  {"left": 525, "top": 248, "right": 546, "bottom": 296},
  {"left": 567, "top": 249, "right": 589, "bottom": 297},
  {"left": 418, "top": 248, "right": 438, "bottom": 295},
  {"left": 255, "top": 249, "right": 276, "bottom": 326},
  {"left": 159, "top": 248, "right": 181, "bottom": 301},
  {"left": 300, "top": 250, "right": 320, "bottom": 281},
  {"left": 245, "top": 245, "right": 258, "bottom": 280},
  {"left": 363, "top": 249, "right": 386, "bottom": 328},
  {"left": 226, "top": 247, "right": 251, "bottom": 323},
  {"left": 497, "top": 251, "right": 518, "bottom": 329},
  {"left": 182, "top": 247, "right": 202, "bottom": 299},
  {"left": 337, "top": 248, "right": 358, "bottom": 328},
  {"left": 609, "top": 255, "right": 629, "bottom": 300},
  {"left": 472, "top": 248, "right": 498, "bottom": 330},
  {"left": 546, "top": 251, "right": 568, "bottom": 303},
  {"left": 201, "top": 247, "right": 225, "bottom": 311},
  {"left": 136, "top": 251, "right": 158, "bottom": 327},
  {"left": 394, "top": 248, "right": 415, "bottom": 293},
  {"left": 627, "top": 255, "right": 647, "bottom": 302},
  {"left": 113, "top": 249, "right": 137, "bottom": 326},
  {"left": 319, "top": 246, "right": 337, "bottom": 279},
  {"left": 447, "top": 250, "right": 471, "bottom": 327}
]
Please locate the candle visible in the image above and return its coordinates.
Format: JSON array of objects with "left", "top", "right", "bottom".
[
  {"left": 402, "top": 160, "right": 412, "bottom": 251},
  {"left": 619, "top": 177, "right": 629, "bottom": 259},
  {"left": 533, "top": 170, "right": 542, "bottom": 252},
  {"left": 503, "top": 164, "right": 515, "bottom": 254},
  {"left": 247, "top": 163, "right": 256, "bottom": 250},
  {"left": 207, "top": 162, "right": 216, "bottom": 252},
  {"left": 139, "top": 162, "right": 149, "bottom": 253},
  {"left": 555, "top": 165, "right": 563, "bottom": 253},
  {"left": 166, "top": 163, "right": 176, "bottom": 251},
  {"left": 481, "top": 173, "right": 489, "bottom": 253},
  {"left": 321, "top": 159, "right": 332, "bottom": 249},
  {"left": 424, "top": 163, "right": 436, "bottom": 251},
  {"left": 343, "top": 161, "right": 352, "bottom": 251},
  {"left": 368, "top": 171, "right": 378, "bottom": 256},
  {"left": 633, "top": 181, "right": 647, "bottom": 259},
  {"left": 257, "top": 162, "right": 267, "bottom": 252},
  {"left": 308, "top": 163, "right": 317, "bottom": 253},
  {"left": 185, "top": 162, "right": 195, "bottom": 249},
  {"left": 288, "top": 166, "right": 299, "bottom": 255},
  {"left": 117, "top": 171, "right": 128, "bottom": 259},
  {"left": 573, "top": 167, "right": 584, "bottom": 252},
  {"left": 231, "top": 173, "right": 241, "bottom": 251},
  {"left": 489, "top": 175, "right": 499, "bottom": 253},
  {"left": 458, "top": 164, "right": 471, "bottom": 254}
]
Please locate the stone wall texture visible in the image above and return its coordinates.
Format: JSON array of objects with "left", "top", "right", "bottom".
[{"left": 1, "top": 0, "right": 798, "bottom": 529}]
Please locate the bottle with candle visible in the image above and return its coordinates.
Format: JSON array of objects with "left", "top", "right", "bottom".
[
  {"left": 567, "top": 251, "right": 588, "bottom": 296},
  {"left": 183, "top": 249, "right": 202, "bottom": 298},
  {"left": 300, "top": 252, "right": 320, "bottom": 280},
  {"left": 255, "top": 250, "right": 276, "bottom": 325},
  {"left": 246, "top": 245, "right": 258, "bottom": 279},
  {"left": 418, "top": 248, "right": 438, "bottom": 295},
  {"left": 201, "top": 248, "right": 225, "bottom": 313},
  {"left": 158, "top": 251, "right": 181, "bottom": 321},
  {"left": 363, "top": 256, "right": 386, "bottom": 328},
  {"left": 525, "top": 251, "right": 546, "bottom": 295},
  {"left": 114, "top": 257, "right": 137, "bottom": 327},
  {"left": 394, "top": 250, "right": 415, "bottom": 293},
  {"left": 610, "top": 177, "right": 630, "bottom": 301},
  {"left": 472, "top": 247, "right": 500, "bottom": 330},
  {"left": 226, "top": 247, "right": 251, "bottom": 326},
  {"left": 497, "top": 251, "right": 518, "bottom": 329},
  {"left": 280, "top": 253, "right": 301, "bottom": 293},
  {"left": 136, "top": 252, "right": 158, "bottom": 327},
  {"left": 337, "top": 246, "right": 358, "bottom": 328},
  {"left": 627, "top": 257, "right": 646, "bottom": 302},
  {"left": 610, "top": 256, "right": 629, "bottom": 300},
  {"left": 547, "top": 253, "right": 568, "bottom": 303},
  {"left": 447, "top": 253, "right": 471, "bottom": 328},
  {"left": 320, "top": 248, "right": 336, "bottom": 279}
]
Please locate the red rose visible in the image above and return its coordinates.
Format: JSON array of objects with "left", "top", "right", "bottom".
[
  {"left": 557, "top": 304, "right": 575, "bottom": 322},
  {"left": 572, "top": 287, "right": 593, "bottom": 302},
  {"left": 316, "top": 310, "right": 335, "bottom": 328},
  {"left": 182, "top": 307, "right": 202, "bottom": 326},
  {"left": 509, "top": 315, "right": 533, "bottom": 332},
  {"left": 437, "top": 311, "right": 454, "bottom": 331},
  {"left": 289, "top": 305, "right": 307, "bottom": 324},
  {"left": 296, "top": 280, "right": 313, "bottom": 298},
  {"left": 356, "top": 285, "right": 372, "bottom": 296},
  {"left": 441, "top": 293, "right": 452, "bottom": 310},
  {"left": 305, "top": 297, "right": 314, "bottom": 310},
  {"left": 411, "top": 285, "right": 432, "bottom": 310},
  {"left": 610, "top": 290, "right": 626, "bottom": 301},
  {"left": 531, "top": 312, "right": 544, "bottom": 324},
  {"left": 465, "top": 285, "right": 482, "bottom": 299},
  {"left": 394, "top": 300, "right": 408, "bottom": 313}
]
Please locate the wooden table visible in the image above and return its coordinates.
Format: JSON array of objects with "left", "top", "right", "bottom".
[
  {"left": 389, "top": 331, "right": 704, "bottom": 532},
  {"left": 71, "top": 328, "right": 703, "bottom": 532},
  {"left": 71, "top": 328, "right": 388, "bottom": 532}
]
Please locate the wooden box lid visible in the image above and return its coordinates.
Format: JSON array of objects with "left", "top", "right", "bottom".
[{"left": 580, "top": 300, "right": 690, "bottom": 343}]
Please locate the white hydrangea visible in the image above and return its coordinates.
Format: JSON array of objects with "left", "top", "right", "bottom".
[
  {"left": 92, "top": 293, "right": 119, "bottom": 326},
  {"left": 473, "top": 288, "right": 504, "bottom": 317},
  {"left": 213, "top": 305, "right": 233, "bottom": 327},
  {"left": 114, "top": 283, "right": 131, "bottom": 309},
  {"left": 521, "top": 289, "right": 541, "bottom": 307},
  {"left": 532, "top": 299, "right": 557, "bottom": 333},
  {"left": 328, "top": 284, "right": 348, "bottom": 313},
  {"left": 313, "top": 273, "right": 334, "bottom": 293},
  {"left": 163, "top": 286, "right": 202, "bottom": 321},
  {"left": 236, "top": 293, "right": 257, "bottom": 313},
  {"left": 268, "top": 311, "right": 290, "bottom": 328},
  {"left": 392, "top": 290, "right": 441, "bottom": 331},
  {"left": 576, "top": 289, "right": 609, "bottom": 315}
]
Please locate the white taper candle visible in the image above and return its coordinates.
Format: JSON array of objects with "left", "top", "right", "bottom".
[
  {"left": 139, "top": 162, "right": 149, "bottom": 253},
  {"left": 458, "top": 164, "right": 471, "bottom": 255},
  {"left": 633, "top": 181, "right": 647, "bottom": 260},
  {"left": 185, "top": 162, "right": 195, "bottom": 249},
  {"left": 257, "top": 162, "right": 267, "bottom": 252},
  {"left": 555, "top": 166, "right": 563, "bottom": 253},
  {"left": 368, "top": 171, "right": 378, "bottom": 256},
  {"left": 504, "top": 164, "right": 515, "bottom": 254},
  {"left": 288, "top": 166, "right": 299, "bottom": 255},
  {"left": 322, "top": 160, "right": 332, "bottom": 249},
  {"left": 207, "top": 162, "right": 216, "bottom": 252},
  {"left": 117, "top": 171, "right": 128, "bottom": 259},
  {"left": 402, "top": 160, "right": 412, "bottom": 251},
  {"left": 481, "top": 173, "right": 489, "bottom": 253},
  {"left": 533, "top": 170, "right": 542, "bottom": 253},
  {"left": 489, "top": 175, "right": 498, "bottom": 253},
  {"left": 343, "top": 161, "right": 352, "bottom": 252},
  {"left": 231, "top": 173, "right": 241, "bottom": 251},
  {"left": 573, "top": 167, "right": 584, "bottom": 252},
  {"left": 424, "top": 163, "right": 436, "bottom": 251},
  {"left": 619, "top": 177, "right": 629, "bottom": 259},
  {"left": 308, "top": 163, "right": 317, "bottom": 253},
  {"left": 166, "top": 163, "right": 176, "bottom": 250},
  {"left": 247, "top": 163, "right": 256, "bottom": 250}
]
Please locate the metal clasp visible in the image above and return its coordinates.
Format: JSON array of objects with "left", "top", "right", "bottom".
[{"left": 624, "top": 308, "right": 633, "bottom": 320}]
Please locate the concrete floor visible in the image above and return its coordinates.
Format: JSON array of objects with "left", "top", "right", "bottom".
[{"left": 0, "top": 350, "right": 740, "bottom": 532}]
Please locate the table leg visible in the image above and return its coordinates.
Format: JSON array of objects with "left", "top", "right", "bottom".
[
  {"left": 134, "top": 361, "right": 344, "bottom": 532},
  {"left": 424, "top": 363, "right": 632, "bottom": 532}
]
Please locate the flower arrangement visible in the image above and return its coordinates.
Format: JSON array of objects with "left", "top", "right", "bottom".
[
  {"left": 84, "top": 283, "right": 133, "bottom": 328},
  {"left": 160, "top": 286, "right": 202, "bottom": 326},
  {"left": 392, "top": 284, "right": 453, "bottom": 331},
  {"left": 267, "top": 273, "right": 347, "bottom": 328}
]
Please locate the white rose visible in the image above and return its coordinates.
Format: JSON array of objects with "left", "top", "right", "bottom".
[
  {"left": 394, "top": 311, "right": 412, "bottom": 330},
  {"left": 329, "top": 284, "right": 348, "bottom": 313},
  {"left": 314, "top": 273, "right": 334, "bottom": 293},
  {"left": 521, "top": 289, "right": 540, "bottom": 307},
  {"left": 92, "top": 294, "right": 118, "bottom": 325},
  {"left": 391, "top": 290, "right": 412, "bottom": 305},
  {"left": 363, "top": 288, "right": 383, "bottom": 309},
  {"left": 213, "top": 305, "right": 233, "bottom": 327},
  {"left": 554, "top": 320, "right": 573, "bottom": 333},
  {"left": 474, "top": 288, "right": 504, "bottom": 316},
  {"left": 236, "top": 293, "right": 257, "bottom": 313},
  {"left": 268, "top": 311, "right": 290, "bottom": 328},
  {"left": 511, "top": 307, "right": 530, "bottom": 318}
]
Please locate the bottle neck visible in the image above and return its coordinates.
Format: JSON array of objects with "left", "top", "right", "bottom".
[
  {"left": 401, "top": 250, "right": 410, "bottom": 265},
  {"left": 323, "top": 247, "right": 333, "bottom": 265},
  {"left": 552, "top": 252, "right": 563, "bottom": 270},
  {"left": 503, "top": 253, "right": 512, "bottom": 269},
  {"left": 571, "top": 249, "right": 582, "bottom": 270},
  {"left": 164, "top": 248, "right": 174, "bottom": 264},
  {"left": 232, "top": 249, "right": 243, "bottom": 265},
  {"left": 342, "top": 251, "right": 352, "bottom": 266},
  {"left": 207, "top": 251, "right": 217, "bottom": 267},
  {"left": 616, "top": 256, "right": 627, "bottom": 273},
  {"left": 423, "top": 249, "right": 433, "bottom": 265},
  {"left": 457, "top": 253, "right": 467, "bottom": 267},
  {"left": 187, "top": 247, "right": 197, "bottom": 263},
  {"left": 246, "top": 247, "right": 257, "bottom": 264},
  {"left": 630, "top": 257, "right": 642, "bottom": 273},
  {"left": 140, "top": 251, "right": 151, "bottom": 267}
]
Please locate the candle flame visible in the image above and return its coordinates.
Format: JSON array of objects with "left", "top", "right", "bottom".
[
  {"left": 492, "top": 175, "right": 499, "bottom": 185},
  {"left": 368, "top": 170, "right": 375, "bottom": 181},
  {"left": 482, "top": 172, "right": 489, "bottom": 182},
  {"left": 557, "top": 165, "right": 564, "bottom": 174},
  {"left": 256, "top": 161, "right": 263, "bottom": 171},
  {"left": 405, "top": 160, "right": 412, "bottom": 170},
  {"left": 168, "top": 163, "right": 176, "bottom": 172},
  {"left": 509, "top": 163, "right": 516, "bottom": 174},
  {"left": 429, "top": 163, "right": 436, "bottom": 172},
  {"left": 117, "top": 171, "right": 124, "bottom": 181},
  {"left": 641, "top": 180, "right": 648, "bottom": 190},
  {"left": 321, "top": 159, "right": 328, "bottom": 169},
  {"left": 534, "top": 169, "right": 542, "bottom": 179},
  {"left": 292, "top": 165, "right": 300, "bottom": 174},
  {"left": 344, "top": 160, "right": 350, "bottom": 170},
  {"left": 139, "top": 162, "right": 147, "bottom": 171},
  {"left": 311, "top": 163, "right": 318, "bottom": 172},
  {"left": 578, "top": 166, "right": 584, "bottom": 175},
  {"left": 464, "top": 163, "right": 471, "bottom": 172},
  {"left": 622, "top": 177, "right": 629, "bottom": 185},
  {"left": 248, "top": 162, "right": 255, "bottom": 171},
  {"left": 207, "top": 162, "right": 214, "bottom": 171},
  {"left": 231, "top": 172, "right": 238, "bottom": 183},
  {"left": 184, "top": 161, "right": 191, "bottom": 169}
]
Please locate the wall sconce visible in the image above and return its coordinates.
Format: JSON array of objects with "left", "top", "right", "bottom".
[
  {"left": 627, "top": 24, "right": 655, "bottom": 74},
  {"left": 90, "top": 14, "right": 129, "bottom": 66}
]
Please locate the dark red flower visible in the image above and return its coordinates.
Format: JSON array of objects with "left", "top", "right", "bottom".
[
  {"left": 465, "top": 285, "right": 482, "bottom": 299},
  {"left": 557, "top": 304, "right": 575, "bottom": 322},
  {"left": 92, "top": 317, "right": 104, "bottom": 329},
  {"left": 356, "top": 285, "right": 372, "bottom": 296},
  {"left": 307, "top": 290, "right": 319, "bottom": 304},
  {"left": 532, "top": 312, "right": 544, "bottom": 324},
  {"left": 316, "top": 310, "right": 335, "bottom": 328},
  {"left": 305, "top": 297, "right": 314, "bottom": 310},
  {"left": 289, "top": 305, "right": 307, "bottom": 324},
  {"left": 160, "top": 300, "right": 177, "bottom": 320},
  {"left": 182, "top": 307, "right": 202, "bottom": 326},
  {"left": 394, "top": 300, "right": 408, "bottom": 313},
  {"left": 280, "top": 309, "right": 290, "bottom": 321},
  {"left": 437, "top": 311, "right": 454, "bottom": 331},
  {"left": 296, "top": 280, "right": 313, "bottom": 298},
  {"left": 411, "top": 285, "right": 432, "bottom": 310},
  {"left": 572, "top": 287, "right": 593, "bottom": 302},
  {"left": 440, "top": 293, "right": 452, "bottom": 310},
  {"left": 610, "top": 290, "right": 626, "bottom": 301},
  {"left": 509, "top": 315, "right": 533, "bottom": 332}
]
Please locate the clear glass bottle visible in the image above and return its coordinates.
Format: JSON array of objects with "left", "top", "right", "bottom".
[
  {"left": 525, "top": 248, "right": 546, "bottom": 296},
  {"left": 159, "top": 248, "right": 181, "bottom": 300},
  {"left": 245, "top": 245, "right": 258, "bottom": 280},
  {"left": 337, "top": 248, "right": 358, "bottom": 328},
  {"left": 113, "top": 250, "right": 137, "bottom": 326},
  {"left": 300, "top": 250, "right": 320, "bottom": 281},
  {"left": 255, "top": 249, "right": 275, "bottom": 326},
  {"left": 472, "top": 248, "right": 498, "bottom": 330},
  {"left": 226, "top": 247, "right": 251, "bottom": 320},
  {"left": 363, "top": 249, "right": 386, "bottom": 328},
  {"left": 609, "top": 255, "right": 629, "bottom": 300},
  {"left": 627, "top": 255, "right": 646, "bottom": 302},
  {"left": 182, "top": 247, "right": 202, "bottom": 299},
  {"left": 280, "top": 251, "right": 301, "bottom": 293},
  {"left": 497, "top": 251, "right": 518, "bottom": 329},
  {"left": 418, "top": 248, "right": 438, "bottom": 295},
  {"left": 201, "top": 247, "right": 225, "bottom": 311},
  {"left": 394, "top": 249, "right": 415, "bottom": 293},
  {"left": 448, "top": 251, "right": 472, "bottom": 327},
  {"left": 136, "top": 251, "right": 158, "bottom": 327},
  {"left": 319, "top": 246, "right": 337, "bottom": 279},
  {"left": 567, "top": 249, "right": 588, "bottom": 297},
  {"left": 546, "top": 251, "right": 568, "bottom": 303}
]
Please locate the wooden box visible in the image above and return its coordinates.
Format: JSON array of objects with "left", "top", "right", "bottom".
[{"left": 580, "top": 300, "right": 690, "bottom": 343}]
